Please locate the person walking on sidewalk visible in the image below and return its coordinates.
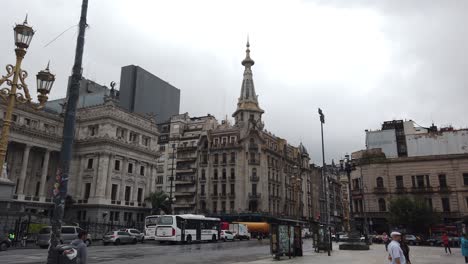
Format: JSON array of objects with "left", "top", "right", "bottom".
[
  {"left": 71, "top": 230, "right": 88, "bottom": 264},
  {"left": 442, "top": 232, "right": 451, "bottom": 254},
  {"left": 400, "top": 234, "right": 411, "bottom": 264},
  {"left": 383, "top": 232, "right": 390, "bottom": 251},
  {"left": 387, "top": 232, "right": 406, "bottom": 264},
  {"left": 461, "top": 234, "right": 468, "bottom": 263}
]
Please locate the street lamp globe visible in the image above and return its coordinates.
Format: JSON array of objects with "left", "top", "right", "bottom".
[
  {"left": 36, "top": 63, "right": 55, "bottom": 104},
  {"left": 14, "top": 16, "right": 34, "bottom": 49}
]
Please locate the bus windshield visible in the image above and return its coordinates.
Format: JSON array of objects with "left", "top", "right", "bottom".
[
  {"left": 157, "top": 216, "right": 174, "bottom": 225},
  {"left": 145, "top": 216, "right": 160, "bottom": 227}
]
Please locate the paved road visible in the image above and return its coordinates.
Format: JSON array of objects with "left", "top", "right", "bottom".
[{"left": 4, "top": 239, "right": 314, "bottom": 264}]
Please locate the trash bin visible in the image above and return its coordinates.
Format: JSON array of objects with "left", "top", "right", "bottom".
[{"left": 54, "top": 244, "right": 77, "bottom": 264}]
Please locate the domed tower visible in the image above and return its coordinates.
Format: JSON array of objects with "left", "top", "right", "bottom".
[{"left": 232, "top": 40, "right": 264, "bottom": 127}]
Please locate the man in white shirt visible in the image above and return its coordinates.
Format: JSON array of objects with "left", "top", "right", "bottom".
[{"left": 388, "top": 232, "right": 406, "bottom": 264}]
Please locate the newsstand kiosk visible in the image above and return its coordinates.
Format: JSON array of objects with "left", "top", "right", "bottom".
[{"left": 270, "top": 218, "right": 305, "bottom": 260}]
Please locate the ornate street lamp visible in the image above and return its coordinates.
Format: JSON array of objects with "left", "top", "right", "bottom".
[{"left": 0, "top": 16, "right": 55, "bottom": 181}]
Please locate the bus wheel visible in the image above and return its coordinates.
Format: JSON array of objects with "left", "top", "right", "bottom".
[
  {"left": 212, "top": 235, "right": 217, "bottom": 242},
  {"left": 187, "top": 235, "right": 192, "bottom": 244}
]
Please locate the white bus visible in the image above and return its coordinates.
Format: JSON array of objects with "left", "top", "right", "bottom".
[
  {"left": 154, "top": 214, "right": 220, "bottom": 243},
  {"left": 144, "top": 215, "right": 160, "bottom": 240}
]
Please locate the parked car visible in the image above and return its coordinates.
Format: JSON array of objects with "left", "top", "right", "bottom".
[
  {"left": 121, "top": 229, "right": 144, "bottom": 243},
  {"left": 36, "top": 226, "right": 92, "bottom": 249},
  {"left": 0, "top": 236, "right": 11, "bottom": 251},
  {"left": 405, "top": 234, "right": 422, "bottom": 245},
  {"left": 220, "top": 230, "right": 235, "bottom": 241},
  {"left": 425, "top": 236, "right": 442, "bottom": 246},
  {"left": 103, "top": 231, "right": 137, "bottom": 245}
]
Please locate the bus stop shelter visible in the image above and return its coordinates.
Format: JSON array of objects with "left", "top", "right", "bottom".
[{"left": 269, "top": 218, "right": 307, "bottom": 260}]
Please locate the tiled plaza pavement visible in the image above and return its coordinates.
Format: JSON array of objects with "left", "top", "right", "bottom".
[{"left": 245, "top": 243, "right": 463, "bottom": 264}]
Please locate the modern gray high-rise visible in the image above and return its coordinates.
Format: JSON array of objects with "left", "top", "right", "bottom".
[{"left": 119, "top": 65, "right": 180, "bottom": 122}]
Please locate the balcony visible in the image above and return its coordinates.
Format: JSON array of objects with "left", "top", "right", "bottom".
[
  {"left": 174, "top": 191, "right": 195, "bottom": 197},
  {"left": 249, "top": 159, "right": 260, "bottom": 165},
  {"left": 410, "top": 186, "right": 434, "bottom": 193},
  {"left": 229, "top": 177, "right": 236, "bottom": 181},
  {"left": 220, "top": 177, "right": 227, "bottom": 182},
  {"left": 395, "top": 187, "right": 407, "bottom": 194},
  {"left": 211, "top": 177, "right": 219, "bottom": 182},
  {"left": 249, "top": 143, "right": 259, "bottom": 150},
  {"left": 176, "top": 167, "right": 196, "bottom": 174},
  {"left": 439, "top": 186, "right": 452, "bottom": 193},
  {"left": 248, "top": 193, "right": 261, "bottom": 199},
  {"left": 199, "top": 177, "right": 207, "bottom": 182},
  {"left": 250, "top": 175, "right": 259, "bottom": 182},
  {"left": 373, "top": 187, "right": 388, "bottom": 194},
  {"left": 177, "top": 145, "right": 198, "bottom": 152},
  {"left": 228, "top": 193, "right": 235, "bottom": 199},
  {"left": 219, "top": 193, "right": 227, "bottom": 199},
  {"left": 211, "top": 193, "right": 218, "bottom": 198}
]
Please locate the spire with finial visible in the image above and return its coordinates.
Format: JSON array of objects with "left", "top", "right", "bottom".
[
  {"left": 242, "top": 37, "right": 255, "bottom": 67},
  {"left": 24, "top": 14, "right": 28, "bottom": 25}
]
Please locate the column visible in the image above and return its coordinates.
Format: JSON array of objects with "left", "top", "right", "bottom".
[
  {"left": 133, "top": 162, "right": 139, "bottom": 202},
  {"left": 16, "top": 145, "right": 31, "bottom": 195},
  {"left": 75, "top": 156, "right": 84, "bottom": 198},
  {"left": 96, "top": 153, "right": 110, "bottom": 198},
  {"left": 105, "top": 154, "right": 114, "bottom": 199},
  {"left": 39, "top": 149, "right": 51, "bottom": 197}
]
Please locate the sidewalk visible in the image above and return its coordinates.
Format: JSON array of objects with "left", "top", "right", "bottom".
[{"left": 242, "top": 243, "right": 463, "bottom": 264}]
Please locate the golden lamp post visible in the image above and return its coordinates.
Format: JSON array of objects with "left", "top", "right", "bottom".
[{"left": 0, "top": 16, "right": 55, "bottom": 179}]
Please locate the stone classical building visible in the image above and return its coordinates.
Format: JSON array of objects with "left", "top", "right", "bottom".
[
  {"left": 193, "top": 42, "right": 315, "bottom": 220},
  {"left": 350, "top": 121, "right": 468, "bottom": 233},
  {"left": 0, "top": 93, "right": 161, "bottom": 225}
]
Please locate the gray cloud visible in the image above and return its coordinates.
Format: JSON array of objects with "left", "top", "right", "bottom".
[{"left": 1, "top": 0, "right": 467, "bottom": 164}]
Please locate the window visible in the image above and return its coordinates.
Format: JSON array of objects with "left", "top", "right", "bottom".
[
  {"left": 140, "top": 166, "right": 145, "bottom": 176},
  {"left": 88, "top": 125, "right": 98, "bottom": 136},
  {"left": 159, "top": 145, "right": 166, "bottom": 151},
  {"left": 84, "top": 183, "right": 91, "bottom": 199},
  {"left": 252, "top": 184, "right": 257, "bottom": 195},
  {"left": 201, "top": 169, "right": 206, "bottom": 180},
  {"left": 213, "top": 138, "right": 219, "bottom": 146},
  {"left": 230, "top": 184, "right": 235, "bottom": 195},
  {"left": 230, "top": 152, "right": 235, "bottom": 163},
  {"left": 200, "top": 185, "right": 205, "bottom": 196},
  {"left": 221, "top": 201, "right": 226, "bottom": 213},
  {"left": 214, "top": 169, "right": 218, "bottom": 179},
  {"left": 213, "top": 184, "right": 218, "bottom": 195},
  {"left": 114, "top": 160, "right": 121, "bottom": 171},
  {"left": 25, "top": 118, "right": 31, "bottom": 126},
  {"left": 35, "top": 181, "right": 40, "bottom": 196},
  {"left": 125, "top": 186, "right": 131, "bottom": 201},
  {"left": 214, "top": 154, "right": 219, "bottom": 164},
  {"left": 376, "top": 177, "right": 384, "bottom": 188},
  {"left": 137, "top": 188, "right": 143, "bottom": 203},
  {"left": 157, "top": 176, "right": 164, "bottom": 184},
  {"left": 441, "top": 198, "right": 450, "bottom": 212},
  {"left": 438, "top": 174, "right": 447, "bottom": 188},
  {"left": 143, "top": 137, "right": 151, "bottom": 147},
  {"left": 222, "top": 184, "right": 226, "bottom": 195},
  {"left": 87, "top": 158, "right": 94, "bottom": 169},
  {"left": 252, "top": 168, "right": 257, "bottom": 177},
  {"left": 212, "top": 201, "right": 217, "bottom": 213},
  {"left": 230, "top": 201, "right": 235, "bottom": 212},
  {"left": 129, "top": 132, "right": 138, "bottom": 143},
  {"left": 222, "top": 153, "right": 227, "bottom": 164},
  {"left": 128, "top": 163, "right": 133, "bottom": 174},
  {"left": 12, "top": 114, "right": 17, "bottom": 122},
  {"left": 221, "top": 137, "right": 227, "bottom": 145},
  {"left": 396, "top": 176, "right": 404, "bottom": 188},
  {"left": 416, "top": 175, "right": 425, "bottom": 188},
  {"left": 378, "top": 199, "right": 386, "bottom": 211},
  {"left": 62, "top": 227, "right": 76, "bottom": 234},
  {"left": 111, "top": 184, "right": 118, "bottom": 201},
  {"left": 464, "top": 173, "right": 468, "bottom": 186},
  {"left": 222, "top": 168, "right": 226, "bottom": 179},
  {"left": 426, "top": 175, "right": 431, "bottom": 187},
  {"left": 230, "top": 168, "right": 235, "bottom": 179},
  {"left": 116, "top": 127, "right": 126, "bottom": 139},
  {"left": 114, "top": 212, "right": 120, "bottom": 221}
]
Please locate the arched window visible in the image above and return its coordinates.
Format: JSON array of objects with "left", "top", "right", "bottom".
[
  {"left": 252, "top": 168, "right": 257, "bottom": 177},
  {"left": 378, "top": 198, "right": 387, "bottom": 211},
  {"left": 222, "top": 168, "right": 226, "bottom": 179},
  {"left": 230, "top": 168, "right": 235, "bottom": 179},
  {"left": 376, "top": 177, "right": 384, "bottom": 188},
  {"left": 214, "top": 169, "right": 218, "bottom": 179},
  {"left": 201, "top": 169, "right": 206, "bottom": 180}
]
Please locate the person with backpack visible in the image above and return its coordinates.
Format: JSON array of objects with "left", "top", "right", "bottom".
[{"left": 71, "top": 230, "right": 88, "bottom": 264}]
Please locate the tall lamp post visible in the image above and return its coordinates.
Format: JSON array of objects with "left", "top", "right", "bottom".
[
  {"left": 0, "top": 17, "right": 55, "bottom": 181},
  {"left": 340, "top": 155, "right": 354, "bottom": 232},
  {"left": 318, "top": 108, "right": 330, "bottom": 256}
]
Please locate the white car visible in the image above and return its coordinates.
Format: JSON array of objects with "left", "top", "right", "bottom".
[{"left": 220, "top": 230, "right": 235, "bottom": 241}]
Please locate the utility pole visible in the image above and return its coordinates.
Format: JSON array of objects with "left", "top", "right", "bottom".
[
  {"left": 318, "top": 108, "right": 330, "bottom": 256},
  {"left": 47, "top": 0, "right": 88, "bottom": 263}
]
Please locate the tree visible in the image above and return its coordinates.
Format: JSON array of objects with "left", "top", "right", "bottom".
[
  {"left": 388, "top": 197, "right": 440, "bottom": 234},
  {"left": 145, "top": 191, "right": 170, "bottom": 215}
]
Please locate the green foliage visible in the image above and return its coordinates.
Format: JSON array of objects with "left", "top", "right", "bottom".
[
  {"left": 145, "top": 191, "right": 170, "bottom": 215},
  {"left": 28, "top": 223, "right": 47, "bottom": 234},
  {"left": 388, "top": 197, "right": 440, "bottom": 234}
]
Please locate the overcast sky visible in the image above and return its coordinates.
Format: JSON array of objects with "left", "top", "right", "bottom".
[{"left": 2, "top": 0, "right": 468, "bottom": 164}]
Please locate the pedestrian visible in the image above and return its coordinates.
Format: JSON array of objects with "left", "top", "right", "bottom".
[
  {"left": 71, "top": 230, "right": 88, "bottom": 264},
  {"left": 387, "top": 231, "right": 406, "bottom": 264},
  {"left": 383, "top": 232, "right": 390, "bottom": 251},
  {"left": 400, "top": 233, "right": 411, "bottom": 264},
  {"left": 461, "top": 233, "right": 468, "bottom": 263},
  {"left": 442, "top": 232, "right": 451, "bottom": 254}
]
